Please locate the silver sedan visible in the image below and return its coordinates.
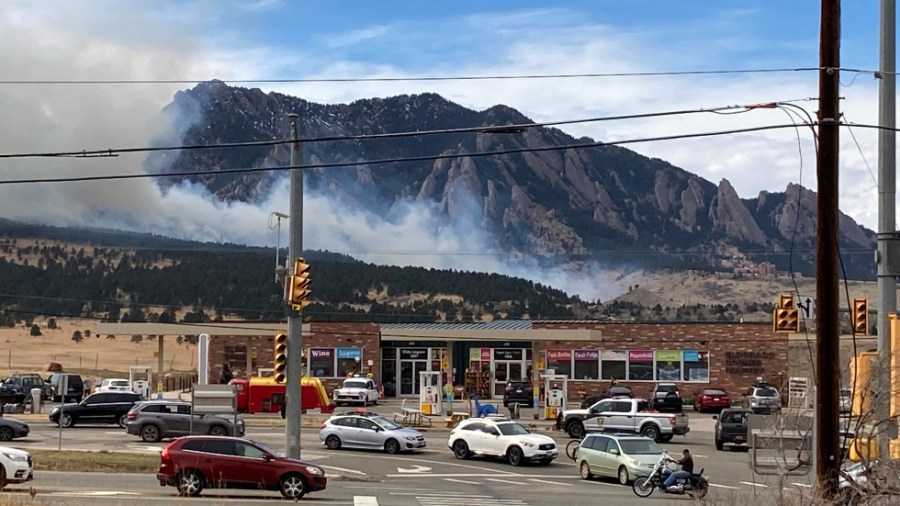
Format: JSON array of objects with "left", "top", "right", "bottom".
[{"left": 319, "top": 412, "right": 425, "bottom": 454}]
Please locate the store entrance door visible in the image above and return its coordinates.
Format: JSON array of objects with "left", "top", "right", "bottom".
[
  {"left": 493, "top": 361, "right": 523, "bottom": 397},
  {"left": 399, "top": 348, "right": 429, "bottom": 396}
]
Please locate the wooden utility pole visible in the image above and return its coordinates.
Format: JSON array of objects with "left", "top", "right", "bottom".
[{"left": 815, "top": 0, "right": 841, "bottom": 497}]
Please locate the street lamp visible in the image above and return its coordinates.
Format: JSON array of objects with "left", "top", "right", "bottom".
[{"left": 268, "top": 212, "right": 289, "bottom": 283}]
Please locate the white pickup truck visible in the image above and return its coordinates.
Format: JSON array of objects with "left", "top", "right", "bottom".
[
  {"left": 556, "top": 397, "right": 690, "bottom": 442},
  {"left": 332, "top": 377, "right": 380, "bottom": 406}
]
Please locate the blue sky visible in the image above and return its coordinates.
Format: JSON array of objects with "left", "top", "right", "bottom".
[{"left": 0, "top": 1, "right": 893, "bottom": 296}]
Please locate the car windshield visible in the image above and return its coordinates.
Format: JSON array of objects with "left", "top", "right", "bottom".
[
  {"left": 111, "top": 380, "right": 129, "bottom": 387},
  {"left": 497, "top": 423, "right": 530, "bottom": 436},
  {"left": 343, "top": 381, "right": 368, "bottom": 389},
  {"left": 620, "top": 439, "right": 662, "bottom": 455},
  {"left": 657, "top": 385, "right": 677, "bottom": 392},
  {"left": 756, "top": 388, "right": 778, "bottom": 396},
  {"left": 372, "top": 416, "right": 401, "bottom": 430},
  {"left": 609, "top": 387, "right": 631, "bottom": 395}
]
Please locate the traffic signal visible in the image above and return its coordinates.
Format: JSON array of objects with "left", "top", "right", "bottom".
[
  {"left": 273, "top": 332, "right": 288, "bottom": 383},
  {"left": 779, "top": 294, "right": 794, "bottom": 310},
  {"left": 773, "top": 307, "right": 800, "bottom": 333},
  {"left": 852, "top": 298, "right": 869, "bottom": 335},
  {"left": 288, "top": 257, "right": 311, "bottom": 310}
]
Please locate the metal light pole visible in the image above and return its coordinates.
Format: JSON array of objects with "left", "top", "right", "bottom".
[{"left": 285, "top": 114, "right": 304, "bottom": 459}]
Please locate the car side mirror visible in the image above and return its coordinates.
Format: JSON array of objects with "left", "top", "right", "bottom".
[
  {"left": 610, "top": 449, "right": 620, "bottom": 455},
  {"left": 263, "top": 454, "right": 273, "bottom": 461}
]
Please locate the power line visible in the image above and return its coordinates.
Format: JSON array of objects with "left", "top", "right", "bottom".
[
  {"left": 0, "top": 123, "right": 803, "bottom": 185},
  {"left": 0, "top": 68, "right": 822, "bottom": 86}
]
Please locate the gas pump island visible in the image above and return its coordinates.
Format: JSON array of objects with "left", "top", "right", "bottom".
[
  {"left": 541, "top": 372, "right": 568, "bottom": 420},
  {"left": 419, "top": 371, "right": 443, "bottom": 415}
]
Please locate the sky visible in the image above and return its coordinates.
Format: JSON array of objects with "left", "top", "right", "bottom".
[{"left": 0, "top": 1, "right": 891, "bottom": 299}]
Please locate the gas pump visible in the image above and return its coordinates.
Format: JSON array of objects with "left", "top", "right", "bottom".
[
  {"left": 541, "top": 373, "right": 568, "bottom": 420},
  {"left": 419, "top": 371, "right": 443, "bottom": 415}
]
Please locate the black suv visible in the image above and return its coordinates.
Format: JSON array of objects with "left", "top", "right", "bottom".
[
  {"left": 2, "top": 374, "right": 49, "bottom": 403},
  {"left": 49, "top": 391, "right": 143, "bottom": 428},
  {"left": 46, "top": 373, "right": 84, "bottom": 403},
  {"left": 502, "top": 380, "right": 534, "bottom": 408},
  {"left": 651, "top": 383, "right": 683, "bottom": 413}
]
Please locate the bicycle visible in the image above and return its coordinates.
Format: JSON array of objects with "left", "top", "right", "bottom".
[{"left": 566, "top": 439, "right": 581, "bottom": 461}]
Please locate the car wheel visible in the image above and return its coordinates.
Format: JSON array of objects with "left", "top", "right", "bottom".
[
  {"left": 658, "top": 434, "right": 674, "bottom": 443},
  {"left": 177, "top": 470, "right": 204, "bottom": 497},
  {"left": 117, "top": 415, "right": 127, "bottom": 428},
  {"left": 59, "top": 414, "right": 75, "bottom": 428},
  {"left": 325, "top": 435, "right": 342, "bottom": 450},
  {"left": 640, "top": 424, "right": 660, "bottom": 441},
  {"left": 580, "top": 461, "right": 593, "bottom": 480},
  {"left": 141, "top": 425, "right": 162, "bottom": 443},
  {"left": 0, "top": 467, "right": 7, "bottom": 490},
  {"left": 452, "top": 440, "right": 471, "bottom": 459},
  {"left": 715, "top": 439, "right": 724, "bottom": 451},
  {"left": 0, "top": 427, "right": 14, "bottom": 442},
  {"left": 507, "top": 446, "right": 524, "bottom": 466},
  {"left": 384, "top": 439, "right": 401, "bottom": 454},
  {"left": 208, "top": 426, "right": 227, "bottom": 436},
  {"left": 617, "top": 465, "right": 630, "bottom": 485},
  {"left": 279, "top": 473, "right": 307, "bottom": 499},
  {"left": 566, "top": 421, "right": 586, "bottom": 439}
]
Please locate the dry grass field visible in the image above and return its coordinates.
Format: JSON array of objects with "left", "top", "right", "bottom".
[{"left": 0, "top": 318, "right": 196, "bottom": 382}]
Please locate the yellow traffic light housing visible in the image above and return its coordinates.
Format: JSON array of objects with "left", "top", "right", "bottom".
[
  {"left": 273, "top": 332, "right": 288, "bottom": 383},
  {"left": 852, "top": 298, "right": 869, "bottom": 335},
  {"left": 779, "top": 294, "right": 794, "bottom": 310},
  {"left": 773, "top": 293, "right": 799, "bottom": 333},
  {"left": 288, "top": 257, "right": 311, "bottom": 310}
]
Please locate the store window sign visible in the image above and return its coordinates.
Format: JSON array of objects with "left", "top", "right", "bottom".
[
  {"left": 548, "top": 350, "right": 572, "bottom": 361},
  {"left": 310, "top": 349, "right": 333, "bottom": 359},
  {"left": 494, "top": 349, "right": 522, "bottom": 361},
  {"left": 602, "top": 350, "right": 627, "bottom": 360},
  {"left": 629, "top": 350, "right": 653, "bottom": 361},
  {"left": 655, "top": 350, "right": 681, "bottom": 362},
  {"left": 336, "top": 348, "right": 361, "bottom": 360},
  {"left": 481, "top": 348, "right": 492, "bottom": 361},
  {"left": 574, "top": 350, "right": 599, "bottom": 360},
  {"left": 469, "top": 348, "right": 481, "bottom": 361},
  {"left": 400, "top": 349, "right": 427, "bottom": 360},
  {"left": 683, "top": 351, "right": 699, "bottom": 362}
]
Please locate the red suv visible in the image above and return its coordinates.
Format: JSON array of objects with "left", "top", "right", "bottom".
[{"left": 156, "top": 436, "right": 327, "bottom": 499}]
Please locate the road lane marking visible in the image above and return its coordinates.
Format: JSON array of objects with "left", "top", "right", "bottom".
[
  {"left": 344, "top": 453, "right": 521, "bottom": 475},
  {"left": 444, "top": 478, "right": 481, "bottom": 485},
  {"left": 386, "top": 473, "right": 581, "bottom": 479},
  {"left": 527, "top": 478, "right": 572, "bottom": 486},
  {"left": 411, "top": 496, "right": 528, "bottom": 506},
  {"left": 583, "top": 480, "right": 618, "bottom": 487},
  {"left": 485, "top": 477, "right": 528, "bottom": 485},
  {"left": 397, "top": 465, "right": 432, "bottom": 473},
  {"left": 322, "top": 464, "right": 367, "bottom": 476},
  {"left": 792, "top": 483, "right": 812, "bottom": 488},
  {"left": 354, "top": 497, "right": 379, "bottom": 506},
  {"left": 740, "top": 481, "right": 768, "bottom": 488},
  {"left": 709, "top": 483, "right": 741, "bottom": 490},
  {"left": 391, "top": 493, "right": 492, "bottom": 498}
]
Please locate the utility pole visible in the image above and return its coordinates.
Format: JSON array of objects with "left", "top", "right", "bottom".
[
  {"left": 815, "top": 0, "right": 841, "bottom": 497},
  {"left": 285, "top": 113, "right": 303, "bottom": 459},
  {"left": 877, "top": 0, "right": 898, "bottom": 456}
]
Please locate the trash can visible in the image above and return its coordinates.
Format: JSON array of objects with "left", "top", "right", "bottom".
[
  {"left": 30, "top": 388, "right": 42, "bottom": 414},
  {"left": 509, "top": 402, "right": 520, "bottom": 420}
]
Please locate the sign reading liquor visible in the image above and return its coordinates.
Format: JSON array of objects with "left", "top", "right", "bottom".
[{"left": 336, "top": 348, "right": 362, "bottom": 360}]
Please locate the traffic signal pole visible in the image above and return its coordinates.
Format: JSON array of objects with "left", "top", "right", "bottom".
[{"left": 285, "top": 113, "right": 303, "bottom": 459}]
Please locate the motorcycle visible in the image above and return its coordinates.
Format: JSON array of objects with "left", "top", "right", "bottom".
[{"left": 632, "top": 451, "right": 709, "bottom": 499}]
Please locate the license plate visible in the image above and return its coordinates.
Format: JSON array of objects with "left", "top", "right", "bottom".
[
  {"left": 713, "top": 398, "right": 720, "bottom": 401},
  {"left": 515, "top": 389, "right": 522, "bottom": 393}
]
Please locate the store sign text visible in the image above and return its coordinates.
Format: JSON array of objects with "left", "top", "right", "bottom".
[{"left": 725, "top": 351, "right": 776, "bottom": 374}]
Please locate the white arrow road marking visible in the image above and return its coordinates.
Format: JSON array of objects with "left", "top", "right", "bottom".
[
  {"left": 397, "top": 465, "right": 432, "bottom": 473},
  {"left": 444, "top": 478, "right": 481, "bottom": 485},
  {"left": 354, "top": 497, "right": 379, "bottom": 506}
]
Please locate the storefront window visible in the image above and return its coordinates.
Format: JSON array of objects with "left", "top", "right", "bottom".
[
  {"left": 547, "top": 350, "right": 572, "bottom": 378},
  {"left": 573, "top": 350, "right": 599, "bottom": 380},
  {"left": 601, "top": 350, "right": 627, "bottom": 380},
  {"left": 336, "top": 348, "right": 362, "bottom": 377},
  {"left": 683, "top": 351, "right": 709, "bottom": 382},
  {"left": 655, "top": 350, "right": 682, "bottom": 381},
  {"left": 309, "top": 348, "right": 335, "bottom": 377},
  {"left": 628, "top": 350, "right": 654, "bottom": 381}
]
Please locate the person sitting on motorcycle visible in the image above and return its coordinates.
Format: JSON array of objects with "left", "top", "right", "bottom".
[{"left": 662, "top": 448, "right": 694, "bottom": 491}]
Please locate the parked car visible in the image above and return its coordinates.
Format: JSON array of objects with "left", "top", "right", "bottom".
[
  {"left": 96, "top": 378, "right": 132, "bottom": 393},
  {"left": 332, "top": 376, "right": 379, "bottom": 406},
  {"left": 0, "top": 446, "right": 32, "bottom": 489},
  {"left": 319, "top": 411, "right": 425, "bottom": 453},
  {"left": 46, "top": 372, "right": 85, "bottom": 403},
  {"left": 48, "top": 391, "right": 143, "bottom": 428},
  {"left": 580, "top": 386, "right": 634, "bottom": 409},
  {"left": 124, "top": 400, "right": 244, "bottom": 442},
  {"left": 693, "top": 387, "right": 732, "bottom": 413},
  {"left": 0, "top": 415, "right": 29, "bottom": 441},
  {"left": 448, "top": 416, "right": 557, "bottom": 466},
  {"left": 714, "top": 408, "right": 752, "bottom": 450},
  {"left": 741, "top": 381, "right": 781, "bottom": 414},
  {"left": 2, "top": 374, "right": 48, "bottom": 403},
  {"left": 503, "top": 380, "right": 534, "bottom": 408},
  {"left": 156, "top": 435, "right": 327, "bottom": 499},
  {"left": 576, "top": 434, "right": 662, "bottom": 485},
  {"left": 650, "top": 383, "right": 683, "bottom": 413}
]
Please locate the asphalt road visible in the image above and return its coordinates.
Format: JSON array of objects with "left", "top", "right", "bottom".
[{"left": 0, "top": 412, "right": 815, "bottom": 505}]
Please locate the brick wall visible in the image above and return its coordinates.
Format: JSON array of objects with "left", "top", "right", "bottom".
[
  {"left": 206, "top": 321, "right": 381, "bottom": 395},
  {"left": 532, "top": 322, "right": 788, "bottom": 403}
]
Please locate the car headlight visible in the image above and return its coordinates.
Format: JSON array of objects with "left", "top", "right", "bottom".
[
  {"left": 630, "top": 458, "right": 641, "bottom": 467},
  {"left": 521, "top": 441, "right": 535, "bottom": 448},
  {"left": 306, "top": 466, "right": 324, "bottom": 476},
  {"left": 404, "top": 436, "right": 417, "bottom": 441},
  {"left": 2, "top": 453, "right": 27, "bottom": 462}
]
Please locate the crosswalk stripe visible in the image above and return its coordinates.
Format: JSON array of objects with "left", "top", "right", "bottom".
[{"left": 354, "top": 497, "right": 379, "bottom": 506}]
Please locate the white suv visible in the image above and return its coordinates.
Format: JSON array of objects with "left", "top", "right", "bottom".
[
  {"left": 448, "top": 417, "right": 557, "bottom": 466},
  {"left": 0, "top": 446, "right": 33, "bottom": 488}
]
